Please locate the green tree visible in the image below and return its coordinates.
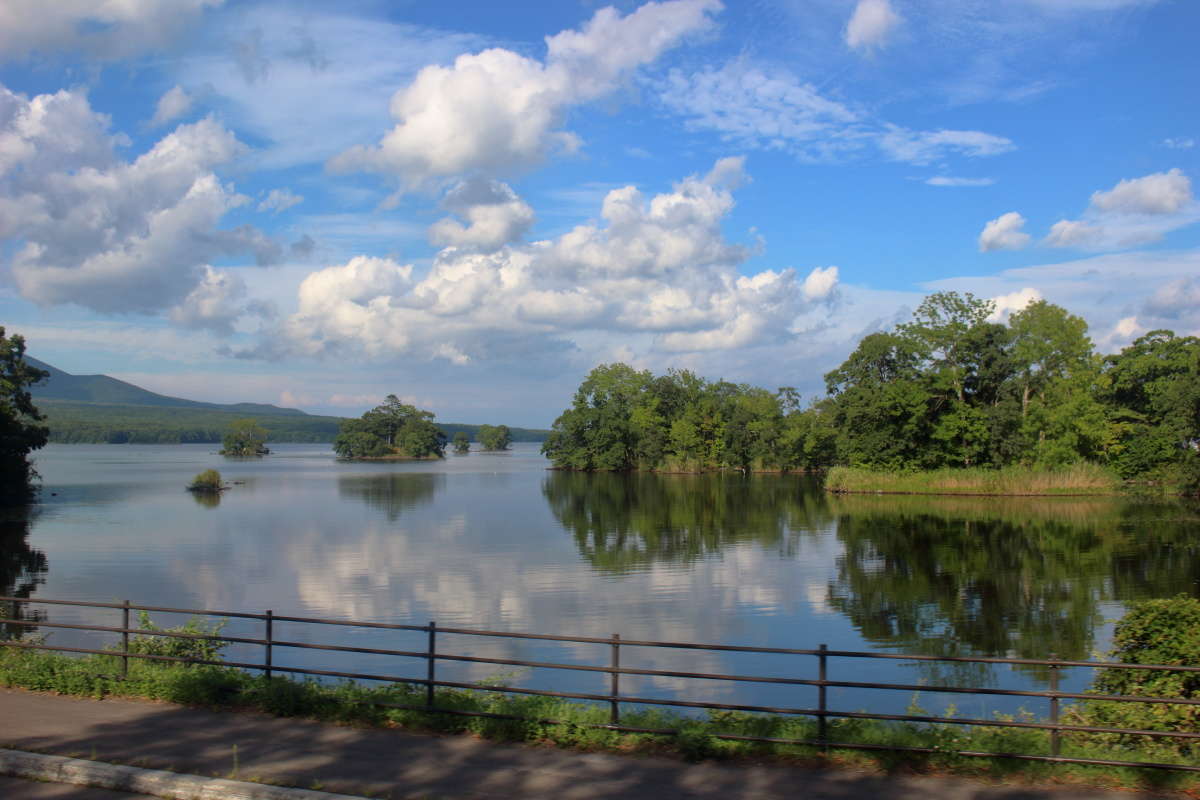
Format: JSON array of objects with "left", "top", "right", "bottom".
[
  {"left": 219, "top": 418, "right": 269, "bottom": 456},
  {"left": 0, "top": 329, "right": 50, "bottom": 506},
  {"left": 333, "top": 395, "right": 446, "bottom": 459},
  {"left": 477, "top": 424, "right": 512, "bottom": 451},
  {"left": 1101, "top": 331, "right": 1200, "bottom": 487},
  {"left": 452, "top": 431, "right": 470, "bottom": 454}
]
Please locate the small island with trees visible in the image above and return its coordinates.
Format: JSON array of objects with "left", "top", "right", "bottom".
[
  {"left": 333, "top": 395, "right": 447, "bottom": 460},
  {"left": 219, "top": 419, "right": 270, "bottom": 456}
]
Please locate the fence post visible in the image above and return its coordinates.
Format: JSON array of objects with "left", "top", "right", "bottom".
[
  {"left": 264, "top": 610, "right": 274, "bottom": 681},
  {"left": 610, "top": 633, "right": 621, "bottom": 726},
  {"left": 121, "top": 600, "right": 130, "bottom": 678},
  {"left": 1048, "top": 653, "right": 1060, "bottom": 757},
  {"left": 426, "top": 621, "right": 437, "bottom": 710},
  {"left": 818, "top": 643, "right": 828, "bottom": 752}
]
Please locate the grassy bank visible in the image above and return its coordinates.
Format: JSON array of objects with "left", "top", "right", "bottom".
[
  {"left": 824, "top": 464, "right": 1121, "bottom": 496},
  {"left": 1, "top": 645, "right": 1197, "bottom": 794}
]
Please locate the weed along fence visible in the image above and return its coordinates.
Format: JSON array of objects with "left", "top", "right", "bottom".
[{"left": 3, "top": 595, "right": 1200, "bottom": 773}]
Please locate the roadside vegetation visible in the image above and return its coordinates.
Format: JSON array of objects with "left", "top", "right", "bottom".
[
  {"left": 542, "top": 293, "right": 1200, "bottom": 495},
  {"left": 1, "top": 598, "right": 1199, "bottom": 793}
]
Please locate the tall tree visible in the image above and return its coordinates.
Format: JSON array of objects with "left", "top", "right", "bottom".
[{"left": 0, "top": 328, "right": 50, "bottom": 506}]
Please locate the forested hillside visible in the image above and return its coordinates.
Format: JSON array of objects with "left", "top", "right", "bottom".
[
  {"left": 542, "top": 292, "right": 1200, "bottom": 492},
  {"left": 28, "top": 360, "right": 548, "bottom": 444}
]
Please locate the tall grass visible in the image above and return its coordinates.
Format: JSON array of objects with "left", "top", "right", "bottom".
[
  {"left": 824, "top": 464, "right": 1120, "bottom": 496},
  {"left": 1, "top": 645, "right": 1197, "bottom": 793}
]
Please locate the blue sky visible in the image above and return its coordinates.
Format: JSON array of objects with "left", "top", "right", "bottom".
[{"left": 1, "top": 0, "right": 1197, "bottom": 427}]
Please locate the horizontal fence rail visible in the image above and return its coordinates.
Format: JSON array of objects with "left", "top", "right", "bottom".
[{"left": 1, "top": 595, "right": 1198, "bottom": 773}]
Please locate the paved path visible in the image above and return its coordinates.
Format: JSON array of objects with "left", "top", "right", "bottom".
[
  {"left": 0, "top": 688, "right": 1180, "bottom": 800},
  {"left": 0, "top": 774, "right": 158, "bottom": 799}
]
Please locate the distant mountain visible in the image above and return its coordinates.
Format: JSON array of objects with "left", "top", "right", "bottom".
[
  {"left": 26, "top": 357, "right": 308, "bottom": 416},
  {"left": 25, "top": 357, "right": 549, "bottom": 444}
]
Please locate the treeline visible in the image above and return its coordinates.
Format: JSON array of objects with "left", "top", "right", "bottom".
[
  {"left": 39, "top": 400, "right": 550, "bottom": 446},
  {"left": 39, "top": 401, "right": 341, "bottom": 444},
  {"left": 542, "top": 292, "right": 1200, "bottom": 491}
]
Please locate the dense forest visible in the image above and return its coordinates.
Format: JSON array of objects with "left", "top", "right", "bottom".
[{"left": 541, "top": 292, "right": 1200, "bottom": 492}]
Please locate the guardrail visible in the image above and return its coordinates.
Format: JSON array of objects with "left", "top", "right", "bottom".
[{"left": 2, "top": 595, "right": 1198, "bottom": 772}]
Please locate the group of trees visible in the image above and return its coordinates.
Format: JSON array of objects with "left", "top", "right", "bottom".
[
  {"left": 0, "top": 329, "right": 49, "bottom": 506},
  {"left": 220, "top": 419, "right": 269, "bottom": 456},
  {"left": 450, "top": 425, "right": 512, "bottom": 454},
  {"left": 541, "top": 363, "right": 832, "bottom": 473},
  {"left": 333, "top": 395, "right": 447, "bottom": 459},
  {"left": 542, "top": 292, "right": 1199, "bottom": 491},
  {"left": 824, "top": 292, "right": 1198, "bottom": 488}
]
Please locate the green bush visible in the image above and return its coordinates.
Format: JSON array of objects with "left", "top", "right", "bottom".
[
  {"left": 188, "top": 469, "right": 223, "bottom": 491},
  {"left": 1069, "top": 595, "right": 1200, "bottom": 755},
  {"left": 125, "top": 611, "right": 226, "bottom": 663}
]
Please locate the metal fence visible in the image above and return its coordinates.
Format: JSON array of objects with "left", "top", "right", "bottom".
[{"left": 2, "top": 595, "right": 1199, "bottom": 773}]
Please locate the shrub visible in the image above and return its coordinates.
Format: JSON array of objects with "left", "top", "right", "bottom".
[
  {"left": 1069, "top": 595, "right": 1200, "bottom": 754},
  {"left": 188, "top": 469, "right": 223, "bottom": 491}
]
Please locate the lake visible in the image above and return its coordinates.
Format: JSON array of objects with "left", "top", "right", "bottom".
[{"left": 4, "top": 443, "right": 1199, "bottom": 718}]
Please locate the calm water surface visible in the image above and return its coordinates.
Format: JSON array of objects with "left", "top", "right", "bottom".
[{"left": 4, "top": 443, "right": 1199, "bottom": 716}]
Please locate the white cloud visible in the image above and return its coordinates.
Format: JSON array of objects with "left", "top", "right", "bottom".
[
  {"left": 257, "top": 188, "right": 304, "bottom": 214},
  {"left": 845, "top": 0, "right": 902, "bottom": 51},
  {"left": 1143, "top": 277, "right": 1200, "bottom": 322},
  {"left": 1089, "top": 168, "right": 1191, "bottom": 215},
  {"left": 330, "top": 0, "right": 721, "bottom": 187},
  {"left": 987, "top": 287, "right": 1042, "bottom": 322},
  {"left": 429, "top": 179, "right": 534, "bottom": 253},
  {"left": 0, "top": 83, "right": 276, "bottom": 314},
  {"left": 979, "top": 212, "right": 1031, "bottom": 252},
  {"left": 168, "top": 265, "right": 273, "bottom": 336},
  {"left": 267, "top": 158, "right": 837, "bottom": 364},
  {"left": 1045, "top": 168, "right": 1199, "bottom": 250},
  {"left": 802, "top": 266, "right": 839, "bottom": 301},
  {"left": 926, "top": 176, "right": 995, "bottom": 187},
  {"left": 0, "top": 0, "right": 222, "bottom": 62},
  {"left": 878, "top": 126, "right": 1015, "bottom": 164},
  {"left": 149, "top": 85, "right": 193, "bottom": 128},
  {"left": 1162, "top": 138, "right": 1195, "bottom": 150},
  {"left": 657, "top": 60, "right": 1014, "bottom": 165}
]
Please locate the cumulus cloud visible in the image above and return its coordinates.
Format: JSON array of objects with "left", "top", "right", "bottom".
[
  {"left": 657, "top": 60, "right": 1014, "bottom": 165},
  {"left": 0, "top": 83, "right": 276, "bottom": 314},
  {"left": 268, "top": 158, "right": 837, "bottom": 364},
  {"left": 0, "top": 0, "right": 222, "bottom": 62},
  {"left": 802, "top": 266, "right": 839, "bottom": 301},
  {"left": 428, "top": 179, "right": 534, "bottom": 252},
  {"left": 987, "top": 287, "right": 1042, "bottom": 322},
  {"left": 845, "top": 0, "right": 902, "bottom": 51},
  {"left": 168, "top": 266, "right": 273, "bottom": 335},
  {"left": 1045, "top": 168, "right": 1199, "bottom": 249},
  {"left": 330, "top": 0, "right": 720, "bottom": 186},
  {"left": 978, "top": 212, "right": 1031, "bottom": 251},
  {"left": 149, "top": 85, "right": 193, "bottom": 128},
  {"left": 258, "top": 188, "right": 303, "bottom": 214}
]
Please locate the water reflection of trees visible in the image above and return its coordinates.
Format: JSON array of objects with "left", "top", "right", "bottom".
[
  {"left": 337, "top": 473, "right": 443, "bottom": 521},
  {"left": 0, "top": 507, "right": 47, "bottom": 640},
  {"left": 543, "top": 472, "right": 833, "bottom": 574},
  {"left": 826, "top": 494, "right": 1200, "bottom": 670}
]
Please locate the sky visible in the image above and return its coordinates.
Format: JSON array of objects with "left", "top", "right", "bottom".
[{"left": 1, "top": 0, "right": 1197, "bottom": 427}]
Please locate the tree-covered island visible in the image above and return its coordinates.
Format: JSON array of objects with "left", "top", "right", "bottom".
[
  {"left": 219, "top": 419, "right": 270, "bottom": 456},
  {"left": 542, "top": 292, "right": 1199, "bottom": 495},
  {"left": 333, "top": 395, "right": 447, "bottom": 460}
]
